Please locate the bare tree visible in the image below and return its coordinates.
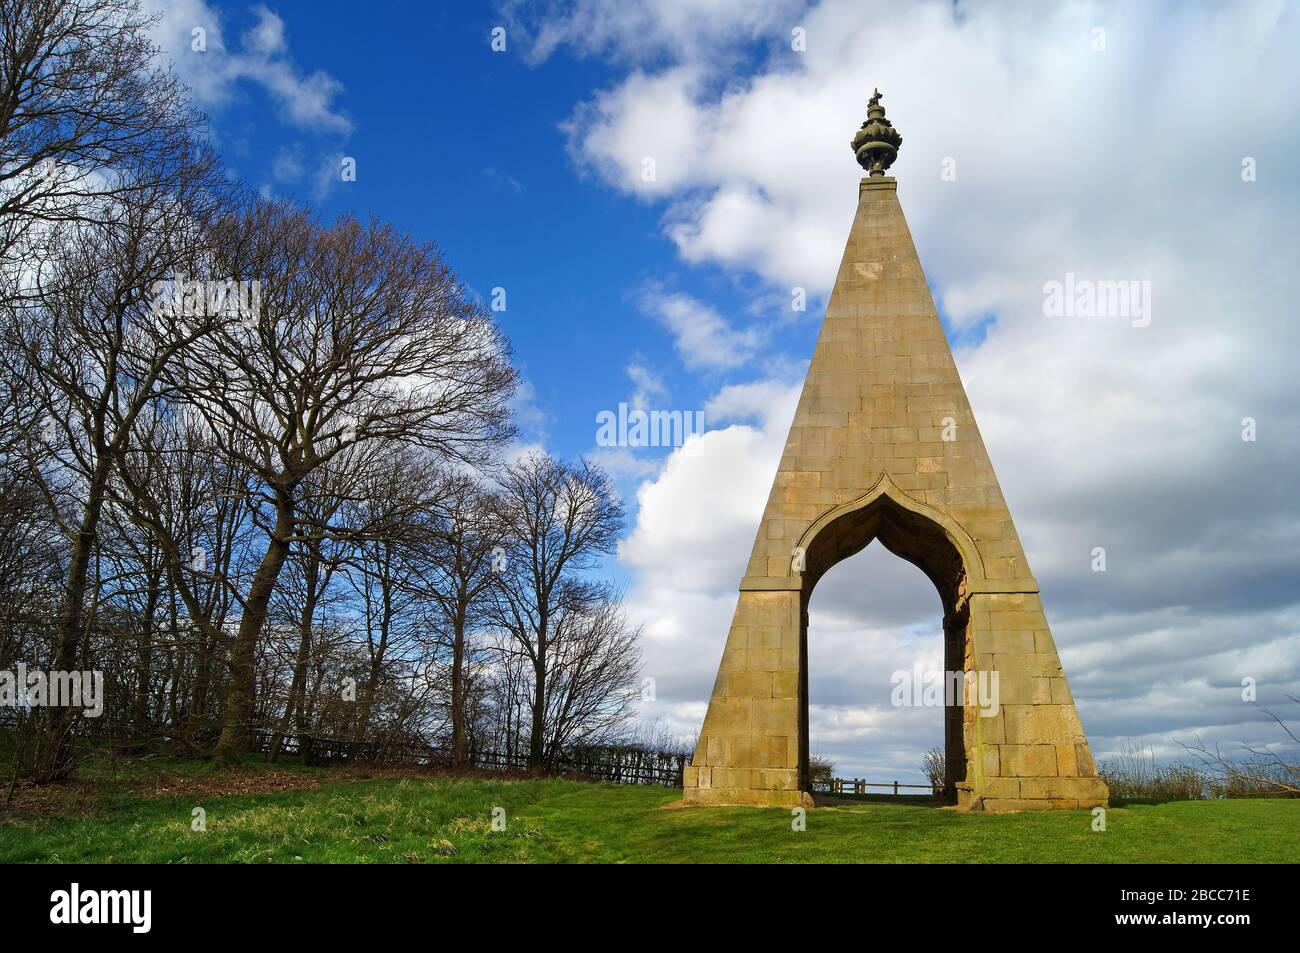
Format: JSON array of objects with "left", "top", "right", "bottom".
[
  {"left": 174, "top": 202, "right": 516, "bottom": 764},
  {"left": 338, "top": 447, "right": 434, "bottom": 749},
  {"left": 484, "top": 627, "right": 531, "bottom": 761},
  {"left": 540, "top": 597, "right": 641, "bottom": 755},
  {"left": 0, "top": 345, "right": 60, "bottom": 651},
  {"left": 98, "top": 496, "right": 167, "bottom": 740},
  {"left": 807, "top": 754, "right": 835, "bottom": 791},
  {"left": 0, "top": 0, "right": 207, "bottom": 294},
  {"left": 1179, "top": 699, "right": 1300, "bottom": 798},
  {"left": 424, "top": 471, "right": 503, "bottom": 766},
  {"left": 112, "top": 407, "right": 256, "bottom": 747},
  {"left": 923, "top": 746, "right": 945, "bottom": 795},
  {"left": 3, "top": 151, "right": 222, "bottom": 778},
  {"left": 490, "top": 452, "right": 625, "bottom": 768},
  {"left": 262, "top": 469, "right": 348, "bottom": 763}
]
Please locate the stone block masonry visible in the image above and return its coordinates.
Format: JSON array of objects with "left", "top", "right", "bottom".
[{"left": 682, "top": 173, "right": 1107, "bottom": 813}]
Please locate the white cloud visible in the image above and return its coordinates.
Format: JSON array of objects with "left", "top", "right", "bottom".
[
  {"left": 619, "top": 377, "right": 798, "bottom": 743},
  {"left": 244, "top": 3, "right": 286, "bottom": 56},
  {"left": 482, "top": 167, "right": 525, "bottom": 195},
  {"left": 506, "top": 377, "right": 549, "bottom": 446},
  {"left": 505, "top": 0, "right": 808, "bottom": 66},
  {"left": 705, "top": 377, "right": 801, "bottom": 428},
  {"left": 146, "top": 0, "right": 352, "bottom": 136},
  {"left": 625, "top": 361, "right": 667, "bottom": 410},
  {"left": 269, "top": 145, "right": 304, "bottom": 183},
  {"left": 587, "top": 445, "right": 665, "bottom": 483},
  {"left": 640, "top": 290, "right": 764, "bottom": 370},
  {"left": 144, "top": 0, "right": 351, "bottom": 198},
  {"left": 565, "top": 68, "right": 709, "bottom": 197},
  {"left": 620, "top": 420, "right": 781, "bottom": 594}
]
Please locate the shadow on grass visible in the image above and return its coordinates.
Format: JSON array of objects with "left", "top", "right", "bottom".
[
  {"left": 814, "top": 793, "right": 940, "bottom": 808},
  {"left": 1109, "top": 795, "right": 1185, "bottom": 807}
]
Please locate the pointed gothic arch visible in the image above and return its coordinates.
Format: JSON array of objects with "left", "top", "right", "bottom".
[
  {"left": 795, "top": 475, "right": 983, "bottom": 602},
  {"left": 795, "top": 482, "right": 978, "bottom": 802}
]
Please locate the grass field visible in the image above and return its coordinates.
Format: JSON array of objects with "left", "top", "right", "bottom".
[{"left": 1, "top": 757, "right": 1296, "bottom": 863}]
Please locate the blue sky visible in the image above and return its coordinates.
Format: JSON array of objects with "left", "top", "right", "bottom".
[
  {"left": 149, "top": 0, "right": 1300, "bottom": 784},
  {"left": 165, "top": 0, "right": 822, "bottom": 477}
]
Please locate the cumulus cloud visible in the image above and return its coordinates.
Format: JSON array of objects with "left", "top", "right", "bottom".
[
  {"left": 503, "top": 0, "right": 808, "bottom": 66},
  {"left": 625, "top": 361, "right": 667, "bottom": 410},
  {"left": 146, "top": 1, "right": 352, "bottom": 135},
  {"left": 619, "top": 378, "right": 799, "bottom": 741},
  {"left": 705, "top": 377, "right": 802, "bottom": 428},
  {"left": 564, "top": 68, "right": 709, "bottom": 197},
  {"left": 640, "top": 290, "right": 764, "bottom": 370},
  {"left": 144, "top": 0, "right": 352, "bottom": 196}
]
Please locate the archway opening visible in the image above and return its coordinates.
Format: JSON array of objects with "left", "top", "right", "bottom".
[{"left": 799, "top": 494, "right": 972, "bottom": 803}]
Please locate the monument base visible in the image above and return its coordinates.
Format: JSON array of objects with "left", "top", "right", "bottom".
[
  {"left": 957, "top": 778, "right": 1109, "bottom": 812},
  {"left": 681, "top": 770, "right": 814, "bottom": 808},
  {"left": 679, "top": 776, "right": 1107, "bottom": 812}
]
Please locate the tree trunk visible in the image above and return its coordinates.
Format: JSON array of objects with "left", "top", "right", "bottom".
[
  {"left": 213, "top": 490, "right": 294, "bottom": 766},
  {"left": 354, "top": 547, "right": 392, "bottom": 753},
  {"left": 450, "top": 602, "right": 468, "bottom": 767},
  {"left": 133, "top": 565, "right": 161, "bottom": 738},
  {"left": 36, "top": 462, "right": 110, "bottom": 780},
  {"left": 268, "top": 549, "right": 318, "bottom": 763},
  {"left": 186, "top": 606, "right": 214, "bottom": 746},
  {"left": 528, "top": 643, "right": 546, "bottom": 769},
  {"left": 165, "top": 586, "right": 182, "bottom": 729}
]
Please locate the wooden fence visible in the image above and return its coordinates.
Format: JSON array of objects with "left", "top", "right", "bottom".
[
  {"left": 816, "top": 777, "right": 939, "bottom": 798},
  {"left": 250, "top": 735, "right": 938, "bottom": 796},
  {"left": 250, "top": 732, "right": 689, "bottom": 788}
]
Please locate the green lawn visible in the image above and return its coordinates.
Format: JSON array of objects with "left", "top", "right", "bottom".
[{"left": 1, "top": 758, "right": 1295, "bottom": 863}]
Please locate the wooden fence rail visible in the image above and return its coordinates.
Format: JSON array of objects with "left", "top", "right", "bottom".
[
  {"left": 251, "top": 735, "right": 937, "bottom": 797},
  {"left": 816, "top": 777, "right": 939, "bottom": 797},
  {"left": 250, "top": 732, "right": 689, "bottom": 789}
]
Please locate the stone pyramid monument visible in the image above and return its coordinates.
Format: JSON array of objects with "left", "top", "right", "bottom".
[{"left": 682, "top": 91, "right": 1107, "bottom": 812}]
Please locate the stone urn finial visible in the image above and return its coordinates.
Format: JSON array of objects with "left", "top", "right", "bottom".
[{"left": 851, "top": 88, "right": 903, "bottom": 176}]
